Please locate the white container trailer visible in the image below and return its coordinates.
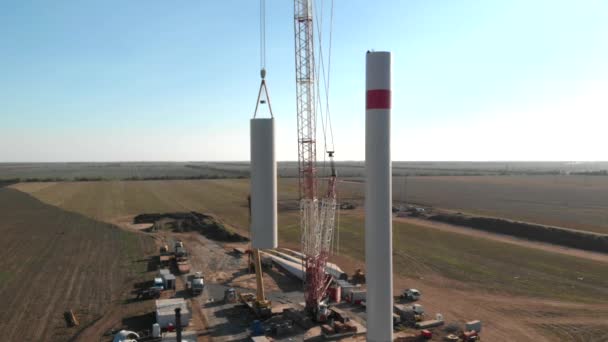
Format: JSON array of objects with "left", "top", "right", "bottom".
[
  {"left": 155, "top": 299, "right": 191, "bottom": 328},
  {"left": 161, "top": 273, "right": 176, "bottom": 290},
  {"left": 336, "top": 280, "right": 360, "bottom": 299},
  {"left": 347, "top": 289, "right": 366, "bottom": 304},
  {"left": 466, "top": 320, "right": 482, "bottom": 332}
]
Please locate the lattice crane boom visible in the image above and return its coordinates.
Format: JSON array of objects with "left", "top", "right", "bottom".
[
  {"left": 293, "top": 0, "right": 337, "bottom": 315},
  {"left": 294, "top": 0, "right": 317, "bottom": 201}
]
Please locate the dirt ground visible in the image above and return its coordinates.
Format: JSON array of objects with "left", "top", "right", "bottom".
[
  {"left": 325, "top": 249, "right": 608, "bottom": 342},
  {"left": 110, "top": 215, "right": 608, "bottom": 341},
  {"left": 0, "top": 188, "right": 156, "bottom": 342},
  {"left": 75, "top": 229, "right": 212, "bottom": 342},
  {"left": 114, "top": 224, "right": 608, "bottom": 342}
]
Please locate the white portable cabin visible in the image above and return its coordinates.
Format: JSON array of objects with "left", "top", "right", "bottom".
[
  {"left": 161, "top": 273, "right": 176, "bottom": 290},
  {"left": 336, "top": 279, "right": 360, "bottom": 299},
  {"left": 155, "top": 299, "right": 191, "bottom": 328},
  {"left": 466, "top": 320, "right": 482, "bottom": 332},
  {"left": 347, "top": 289, "right": 367, "bottom": 304}
]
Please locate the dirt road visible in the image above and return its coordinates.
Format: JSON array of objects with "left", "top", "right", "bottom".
[
  {"left": 79, "top": 218, "right": 608, "bottom": 342},
  {"left": 173, "top": 229, "right": 608, "bottom": 342},
  {"left": 395, "top": 216, "right": 608, "bottom": 263},
  {"left": 330, "top": 249, "right": 608, "bottom": 342}
]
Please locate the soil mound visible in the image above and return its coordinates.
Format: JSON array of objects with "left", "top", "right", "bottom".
[
  {"left": 134, "top": 211, "right": 248, "bottom": 242},
  {"left": 429, "top": 213, "right": 608, "bottom": 253}
]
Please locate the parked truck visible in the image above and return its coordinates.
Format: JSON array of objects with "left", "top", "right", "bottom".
[
  {"left": 173, "top": 242, "right": 191, "bottom": 274},
  {"left": 136, "top": 286, "right": 161, "bottom": 300},
  {"left": 160, "top": 244, "right": 169, "bottom": 254},
  {"left": 159, "top": 243, "right": 173, "bottom": 267},
  {"left": 188, "top": 272, "right": 205, "bottom": 295},
  {"left": 394, "top": 303, "right": 425, "bottom": 326},
  {"left": 153, "top": 276, "right": 164, "bottom": 290},
  {"left": 460, "top": 330, "right": 480, "bottom": 341},
  {"left": 399, "top": 288, "right": 421, "bottom": 302}
]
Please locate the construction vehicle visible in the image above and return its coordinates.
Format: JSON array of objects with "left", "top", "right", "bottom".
[
  {"left": 240, "top": 196, "right": 272, "bottom": 318},
  {"left": 465, "top": 320, "right": 482, "bottom": 333},
  {"left": 346, "top": 290, "right": 366, "bottom": 305},
  {"left": 460, "top": 330, "right": 480, "bottom": 341},
  {"left": 112, "top": 330, "right": 139, "bottom": 342},
  {"left": 250, "top": 238, "right": 272, "bottom": 317},
  {"left": 188, "top": 272, "right": 205, "bottom": 296},
  {"left": 319, "top": 308, "right": 359, "bottom": 339},
  {"left": 160, "top": 244, "right": 169, "bottom": 254},
  {"left": 394, "top": 304, "right": 425, "bottom": 326},
  {"left": 173, "top": 242, "right": 191, "bottom": 274},
  {"left": 400, "top": 288, "right": 421, "bottom": 302},
  {"left": 316, "top": 303, "right": 331, "bottom": 322},
  {"left": 153, "top": 276, "right": 164, "bottom": 290},
  {"left": 175, "top": 246, "right": 187, "bottom": 258},
  {"left": 239, "top": 291, "right": 272, "bottom": 319},
  {"left": 247, "top": 249, "right": 273, "bottom": 272},
  {"left": 136, "top": 286, "right": 161, "bottom": 300},
  {"left": 159, "top": 243, "right": 173, "bottom": 267},
  {"left": 419, "top": 329, "right": 432, "bottom": 340},
  {"left": 339, "top": 202, "right": 356, "bottom": 210}
]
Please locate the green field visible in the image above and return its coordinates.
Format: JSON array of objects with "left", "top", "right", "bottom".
[{"left": 12, "top": 179, "right": 608, "bottom": 304}]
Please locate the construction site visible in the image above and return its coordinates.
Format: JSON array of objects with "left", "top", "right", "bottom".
[
  {"left": 103, "top": 211, "right": 482, "bottom": 342},
  {"left": 3, "top": 1, "right": 608, "bottom": 342},
  {"left": 101, "top": 1, "right": 482, "bottom": 341}
]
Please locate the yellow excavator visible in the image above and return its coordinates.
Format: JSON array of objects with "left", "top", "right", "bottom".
[
  {"left": 251, "top": 247, "right": 272, "bottom": 317},
  {"left": 238, "top": 195, "right": 272, "bottom": 318}
]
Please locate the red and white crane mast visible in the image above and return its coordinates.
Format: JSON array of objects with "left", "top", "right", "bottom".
[
  {"left": 293, "top": 0, "right": 337, "bottom": 315},
  {"left": 294, "top": 0, "right": 317, "bottom": 201}
]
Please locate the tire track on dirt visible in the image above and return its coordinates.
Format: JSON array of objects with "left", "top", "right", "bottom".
[{"left": 33, "top": 184, "right": 97, "bottom": 341}]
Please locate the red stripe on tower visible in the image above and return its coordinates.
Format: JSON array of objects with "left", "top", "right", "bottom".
[{"left": 366, "top": 89, "right": 391, "bottom": 110}]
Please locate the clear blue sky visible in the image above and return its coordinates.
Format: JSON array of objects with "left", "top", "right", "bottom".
[{"left": 1, "top": 0, "right": 606, "bottom": 162}]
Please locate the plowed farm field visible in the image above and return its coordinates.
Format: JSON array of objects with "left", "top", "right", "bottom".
[
  {"left": 0, "top": 187, "right": 155, "bottom": 342},
  {"left": 338, "top": 175, "right": 608, "bottom": 234}
]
